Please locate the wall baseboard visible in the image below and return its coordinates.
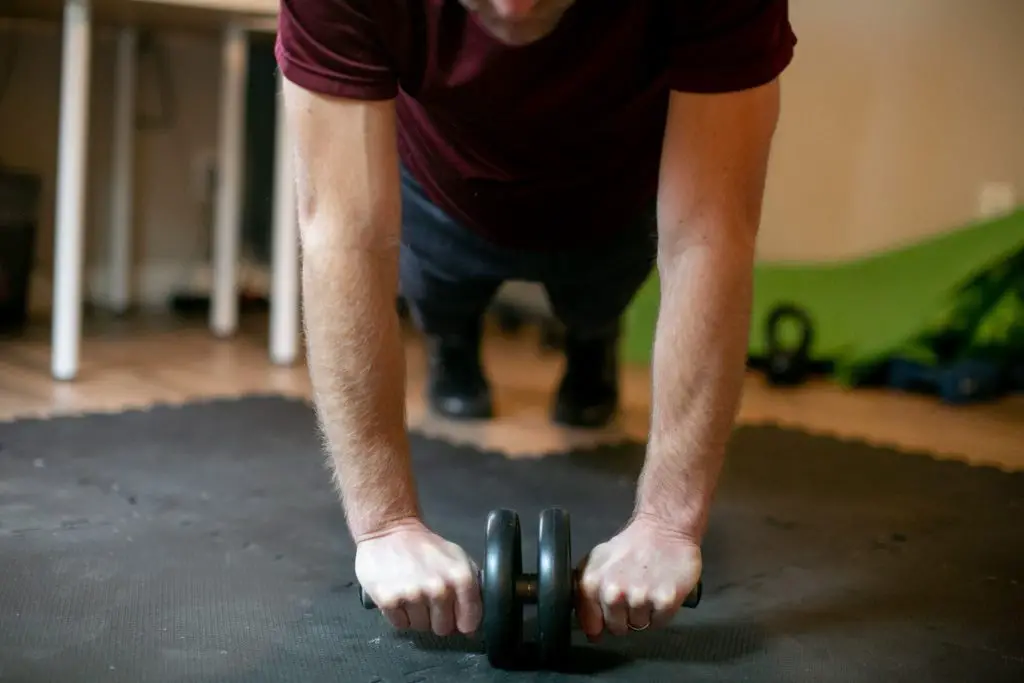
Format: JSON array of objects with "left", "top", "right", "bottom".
[{"left": 27, "top": 261, "right": 273, "bottom": 315}]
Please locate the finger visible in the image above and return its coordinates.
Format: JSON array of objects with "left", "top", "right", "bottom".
[
  {"left": 382, "top": 606, "right": 409, "bottom": 630},
  {"left": 650, "top": 584, "right": 682, "bottom": 629},
  {"left": 628, "top": 604, "right": 653, "bottom": 632},
  {"left": 626, "top": 587, "right": 652, "bottom": 632},
  {"left": 452, "top": 566, "right": 482, "bottom": 635},
  {"left": 600, "top": 581, "right": 629, "bottom": 637},
  {"left": 404, "top": 598, "right": 431, "bottom": 631},
  {"left": 424, "top": 578, "right": 455, "bottom": 637},
  {"left": 430, "top": 598, "right": 455, "bottom": 637},
  {"left": 577, "top": 580, "right": 604, "bottom": 641},
  {"left": 576, "top": 563, "right": 604, "bottom": 641}
]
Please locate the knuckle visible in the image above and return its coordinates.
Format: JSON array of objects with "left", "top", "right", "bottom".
[
  {"left": 601, "top": 582, "right": 624, "bottom": 603},
  {"left": 423, "top": 577, "right": 447, "bottom": 600},
  {"left": 626, "top": 588, "right": 649, "bottom": 607},
  {"left": 651, "top": 586, "right": 678, "bottom": 610},
  {"left": 580, "top": 573, "right": 601, "bottom": 595},
  {"left": 449, "top": 567, "right": 475, "bottom": 590},
  {"left": 374, "top": 587, "right": 402, "bottom": 609},
  {"left": 381, "top": 596, "right": 405, "bottom": 611}
]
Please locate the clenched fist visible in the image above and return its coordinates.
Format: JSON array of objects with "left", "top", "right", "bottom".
[
  {"left": 355, "top": 519, "right": 482, "bottom": 636},
  {"left": 577, "top": 515, "right": 702, "bottom": 639}
]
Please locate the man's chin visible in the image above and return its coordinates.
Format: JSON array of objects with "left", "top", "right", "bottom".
[{"left": 476, "top": 16, "right": 561, "bottom": 46}]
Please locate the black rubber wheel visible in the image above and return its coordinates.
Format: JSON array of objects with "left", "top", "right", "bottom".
[
  {"left": 482, "top": 509, "right": 523, "bottom": 668},
  {"left": 536, "top": 507, "right": 573, "bottom": 668}
]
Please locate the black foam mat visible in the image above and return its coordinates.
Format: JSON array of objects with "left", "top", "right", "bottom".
[{"left": 0, "top": 395, "right": 1021, "bottom": 682}]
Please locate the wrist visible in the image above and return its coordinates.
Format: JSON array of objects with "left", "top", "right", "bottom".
[
  {"left": 340, "top": 459, "right": 422, "bottom": 541},
  {"left": 349, "top": 503, "right": 422, "bottom": 542},
  {"left": 629, "top": 509, "right": 704, "bottom": 546},
  {"left": 632, "top": 502, "right": 706, "bottom": 544},
  {"left": 352, "top": 513, "right": 425, "bottom": 545},
  {"left": 634, "top": 462, "right": 711, "bottom": 543}
]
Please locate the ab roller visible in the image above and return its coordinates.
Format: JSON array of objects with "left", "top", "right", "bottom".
[{"left": 358, "top": 508, "right": 703, "bottom": 668}]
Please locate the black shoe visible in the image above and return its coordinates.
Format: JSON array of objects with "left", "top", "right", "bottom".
[
  {"left": 425, "top": 328, "right": 494, "bottom": 420},
  {"left": 552, "top": 330, "right": 619, "bottom": 429}
]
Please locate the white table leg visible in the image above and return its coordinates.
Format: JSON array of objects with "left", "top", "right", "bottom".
[
  {"left": 210, "top": 21, "right": 248, "bottom": 338},
  {"left": 107, "top": 26, "right": 137, "bottom": 314},
  {"left": 51, "top": 0, "right": 92, "bottom": 381},
  {"left": 269, "top": 72, "right": 300, "bottom": 366}
]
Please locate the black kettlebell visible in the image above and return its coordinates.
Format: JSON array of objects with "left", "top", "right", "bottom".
[{"left": 764, "top": 303, "right": 814, "bottom": 386}]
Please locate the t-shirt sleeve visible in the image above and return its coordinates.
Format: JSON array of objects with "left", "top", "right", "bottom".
[
  {"left": 667, "top": 0, "right": 797, "bottom": 94},
  {"left": 275, "top": 0, "right": 398, "bottom": 100}
]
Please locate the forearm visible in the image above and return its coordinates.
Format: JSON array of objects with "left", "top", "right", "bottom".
[
  {"left": 302, "top": 240, "right": 418, "bottom": 540},
  {"left": 283, "top": 80, "right": 414, "bottom": 542},
  {"left": 636, "top": 81, "right": 779, "bottom": 540},
  {"left": 635, "top": 234, "right": 755, "bottom": 540}
]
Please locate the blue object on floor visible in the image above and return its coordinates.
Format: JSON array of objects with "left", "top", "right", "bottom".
[{"left": 887, "top": 357, "right": 1004, "bottom": 405}]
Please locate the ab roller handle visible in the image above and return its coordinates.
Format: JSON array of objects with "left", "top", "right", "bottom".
[{"left": 358, "top": 571, "right": 703, "bottom": 610}]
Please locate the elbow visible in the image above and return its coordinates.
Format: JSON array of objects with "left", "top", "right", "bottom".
[
  {"left": 297, "top": 186, "right": 319, "bottom": 232},
  {"left": 294, "top": 174, "right": 400, "bottom": 256},
  {"left": 657, "top": 221, "right": 758, "bottom": 274},
  {"left": 298, "top": 212, "right": 401, "bottom": 261}
]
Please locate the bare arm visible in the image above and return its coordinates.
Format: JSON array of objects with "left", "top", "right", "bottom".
[
  {"left": 282, "top": 79, "right": 418, "bottom": 541},
  {"left": 635, "top": 80, "right": 782, "bottom": 540}
]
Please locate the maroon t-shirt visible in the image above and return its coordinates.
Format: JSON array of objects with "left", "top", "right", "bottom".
[{"left": 275, "top": 0, "right": 796, "bottom": 249}]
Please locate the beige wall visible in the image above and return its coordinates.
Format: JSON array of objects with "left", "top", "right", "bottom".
[
  {"left": 764, "top": 0, "right": 1024, "bottom": 262},
  {"left": 1, "top": 0, "right": 1023, "bottom": 312}
]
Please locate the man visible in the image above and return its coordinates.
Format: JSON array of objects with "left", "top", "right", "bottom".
[{"left": 276, "top": 0, "right": 795, "bottom": 641}]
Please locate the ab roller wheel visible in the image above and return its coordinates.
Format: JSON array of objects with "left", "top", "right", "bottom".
[
  {"left": 536, "top": 508, "right": 574, "bottom": 667},
  {"left": 482, "top": 508, "right": 524, "bottom": 668},
  {"left": 358, "top": 508, "right": 704, "bottom": 669}
]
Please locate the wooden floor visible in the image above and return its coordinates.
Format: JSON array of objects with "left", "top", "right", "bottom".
[{"left": 1, "top": 312, "right": 1022, "bottom": 471}]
